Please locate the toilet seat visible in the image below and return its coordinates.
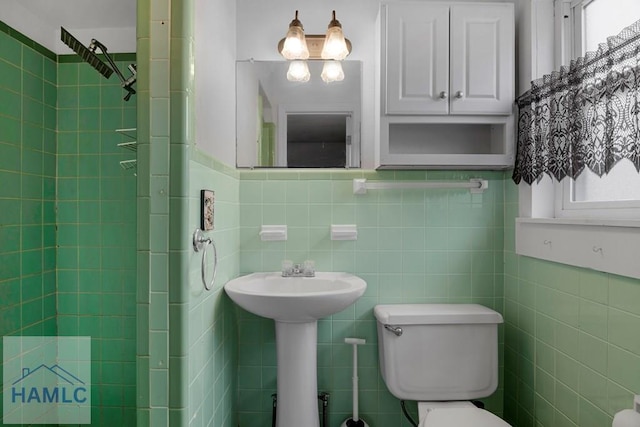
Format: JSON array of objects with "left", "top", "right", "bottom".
[{"left": 418, "top": 403, "right": 511, "bottom": 427}]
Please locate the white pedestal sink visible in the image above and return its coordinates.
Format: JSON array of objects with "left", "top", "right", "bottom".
[{"left": 224, "top": 272, "right": 367, "bottom": 427}]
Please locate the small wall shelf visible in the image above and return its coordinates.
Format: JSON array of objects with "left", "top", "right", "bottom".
[
  {"left": 119, "top": 159, "right": 137, "bottom": 171},
  {"left": 116, "top": 128, "right": 137, "bottom": 172},
  {"left": 117, "top": 141, "right": 137, "bottom": 152},
  {"left": 115, "top": 127, "right": 137, "bottom": 140}
]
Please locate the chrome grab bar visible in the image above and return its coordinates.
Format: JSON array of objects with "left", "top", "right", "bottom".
[{"left": 384, "top": 324, "right": 403, "bottom": 336}]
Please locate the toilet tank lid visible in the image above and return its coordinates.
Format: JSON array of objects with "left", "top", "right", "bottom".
[{"left": 374, "top": 304, "right": 504, "bottom": 325}]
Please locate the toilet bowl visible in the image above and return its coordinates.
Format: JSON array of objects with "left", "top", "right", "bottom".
[
  {"left": 374, "top": 304, "right": 511, "bottom": 427},
  {"left": 417, "top": 401, "right": 510, "bottom": 427}
]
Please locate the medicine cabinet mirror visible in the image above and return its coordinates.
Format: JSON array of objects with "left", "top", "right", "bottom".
[{"left": 236, "top": 60, "right": 362, "bottom": 168}]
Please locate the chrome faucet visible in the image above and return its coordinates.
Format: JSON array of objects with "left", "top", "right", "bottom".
[{"left": 281, "top": 260, "right": 315, "bottom": 277}]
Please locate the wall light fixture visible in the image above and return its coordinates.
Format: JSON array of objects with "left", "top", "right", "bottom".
[
  {"left": 278, "top": 10, "right": 351, "bottom": 83},
  {"left": 280, "top": 11, "right": 310, "bottom": 60},
  {"left": 286, "top": 60, "right": 311, "bottom": 82}
]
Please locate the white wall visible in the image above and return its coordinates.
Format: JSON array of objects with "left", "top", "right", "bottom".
[
  {"left": 515, "top": 0, "right": 556, "bottom": 218},
  {"left": 198, "top": 0, "right": 520, "bottom": 167},
  {"left": 516, "top": 0, "right": 555, "bottom": 94},
  {"left": 234, "top": 0, "right": 517, "bottom": 169},
  {"left": 194, "top": 0, "right": 238, "bottom": 163},
  {"left": 236, "top": 0, "right": 379, "bottom": 167},
  {"left": 235, "top": 62, "right": 260, "bottom": 166},
  {"left": 0, "top": 1, "right": 135, "bottom": 54},
  {"left": 195, "top": 0, "right": 377, "bottom": 166},
  {"left": 0, "top": 3, "right": 56, "bottom": 51}
]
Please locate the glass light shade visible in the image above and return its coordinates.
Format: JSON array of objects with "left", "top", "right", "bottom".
[
  {"left": 321, "top": 26, "right": 349, "bottom": 60},
  {"left": 281, "top": 25, "right": 310, "bottom": 60},
  {"left": 321, "top": 61, "right": 344, "bottom": 83},
  {"left": 286, "top": 61, "right": 311, "bottom": 82}
]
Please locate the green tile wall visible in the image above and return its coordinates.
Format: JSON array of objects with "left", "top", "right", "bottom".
[
  {"left": 0, "top": 24, "right": 57, "bottom": 424},
  {"left": 237, "top": 170, "right": 506, "bottom": 427},
  {"left": 0, "top": 21, "right": 137, "bottom": 426},
  {"left": 135, "top": 0, "right": 171, "bottom": 421},
  {"left": 56, "top": 55, "right": 138, "bottom": 425},
  {"left": 186, "top": 155, "right": 239, "bottom": 427},
  {"left": 136, "top": 0, "right": 239, "bottom": 426},
  {"left": 503, "top": 181, "right": 640, "bottom": 427}
]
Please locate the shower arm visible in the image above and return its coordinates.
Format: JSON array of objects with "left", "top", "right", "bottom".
[
  {"left": 90, "top": 39, "right": 136, "bottom": 98},
  {"left": 90, "top": 39, "right": 125, "bottom": 82}
]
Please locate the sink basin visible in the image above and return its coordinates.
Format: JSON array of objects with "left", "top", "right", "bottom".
[
  {"left": 225, "top": 271, "right": 367, "bottom": 426},
  {"left": 224, "top": 272, "right": 367, "bottom": 322}
]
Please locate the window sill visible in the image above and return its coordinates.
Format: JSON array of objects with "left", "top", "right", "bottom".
[{"left": 515, "top": 218, "right": 640, "bottom": 279}]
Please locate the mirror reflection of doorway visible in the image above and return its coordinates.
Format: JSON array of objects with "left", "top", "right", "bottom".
[{"left": 286, "top": 114, "right": 352, "bottom": 168}]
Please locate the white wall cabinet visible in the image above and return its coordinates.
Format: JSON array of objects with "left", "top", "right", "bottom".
[
  {"left": 384, "top": 3, "right": 450, "bottom": 115},
  {"left": 378, "top": 2, "right": 515, "bottom": 169},
  {"left": 384, "top": 2, "right": 514, "bottom": 115}
]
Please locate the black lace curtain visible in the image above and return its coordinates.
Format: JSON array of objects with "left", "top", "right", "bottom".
[{"left": 513, "top": 20, "right": 640, "bottom": 185}]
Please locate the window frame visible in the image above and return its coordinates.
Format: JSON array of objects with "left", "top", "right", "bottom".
[
  {"left": 556, "top": 179, "right": 640, "bottom": 220},
  {"left": 553, "top": 0, "right": 640, "bottom": 220},
  {"left": 515, "top": 0, "right": 640, "bottom": 280}
]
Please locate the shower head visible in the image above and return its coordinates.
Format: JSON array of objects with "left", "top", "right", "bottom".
[
  {"left": 60, "top": 27, "right": 113, "bottom": 79},
  {"left": 60, "top": 27, "right": 136, "bottom": 101}
]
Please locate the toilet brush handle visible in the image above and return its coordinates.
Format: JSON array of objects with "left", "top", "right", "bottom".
[
  {"left": 352, "top": 344, "right": 359, "bottom": 420},
  {"left": 344, "top": 337, "right": 366, "bottom": 421}
]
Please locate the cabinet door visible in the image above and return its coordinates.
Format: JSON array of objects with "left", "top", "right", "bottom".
[
  {"left": 384, "top": 3, "right": 450, "bottom": 115},
  {"left": 450, "top": 4, "right": 514, "bottom": 115}
]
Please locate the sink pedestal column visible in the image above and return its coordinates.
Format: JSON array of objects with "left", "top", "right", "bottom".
[{"left": 275, "top": 320, "right": 319, "bottom": 427}]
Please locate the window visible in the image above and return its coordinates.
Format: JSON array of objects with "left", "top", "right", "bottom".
[
  {"left": 555, "top": 0, "right": 640, "bottom": 219},
  {"left": 579, "top": 0, "right": 640, "bottom": 54},
  {"left": 515, "top": 0, "right": 640, "bottom": 280}
]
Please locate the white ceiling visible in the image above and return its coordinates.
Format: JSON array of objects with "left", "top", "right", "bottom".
[
  {"left": 19, "top": 0, "right": 136, "bottom": 29},
  {"left": 1, "top": 0, "right": 137, "bottom": 53}
]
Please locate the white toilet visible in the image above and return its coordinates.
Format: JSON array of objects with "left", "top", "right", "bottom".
[{"left": 374, "top": 304, "right": 511, "bottom": 427}]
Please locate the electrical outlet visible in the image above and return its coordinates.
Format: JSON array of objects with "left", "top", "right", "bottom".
[{"left": 200, "top": 190, "right": 214, "bottom": 231}]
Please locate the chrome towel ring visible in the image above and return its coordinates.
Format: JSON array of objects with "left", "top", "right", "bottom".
[{"left": 192, "top": 229, "right": 218, "bottom": 291}]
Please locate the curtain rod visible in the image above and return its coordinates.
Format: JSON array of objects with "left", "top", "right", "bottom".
[{"left": 352, "top": 178, "right": 488, "bottom": 195}]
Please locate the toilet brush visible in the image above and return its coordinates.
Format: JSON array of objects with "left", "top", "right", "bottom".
[{"left": 341, "top": 338, "right": 369, "bottom": 427}]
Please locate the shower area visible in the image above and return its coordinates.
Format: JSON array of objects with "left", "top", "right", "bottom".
[{"left": 0, "top": 9, "right": 138, "bottom": 425}]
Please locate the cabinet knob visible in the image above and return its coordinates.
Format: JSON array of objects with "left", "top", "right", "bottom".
[
  {"left": 455, "top": 91, "right": 464, "bottom": 99},
  {"left": 439, "top": 91, "right": 448, "bottom": 99}
]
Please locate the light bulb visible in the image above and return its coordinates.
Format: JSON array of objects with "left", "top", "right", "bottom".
[
  {"left": 287, "top": 61, "right": 311, "bottom": 82},
  {"left": 321, "top": 11, "right": 350, "bottom": 60},
  {"left": 280, "top": 11, "right": 310, "bottom": 60},
  {"left": 321, "top": 61, "right": 344, "bottom": 83}
]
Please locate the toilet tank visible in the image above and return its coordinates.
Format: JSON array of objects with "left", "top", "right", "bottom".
[{"left": 374, "top": 304, "right": 503, "bottom": 401}]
